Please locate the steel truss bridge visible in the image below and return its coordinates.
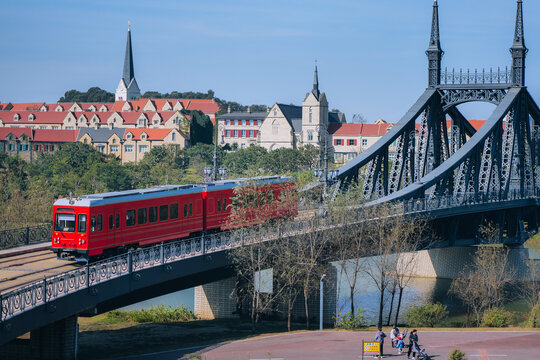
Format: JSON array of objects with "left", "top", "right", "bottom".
[{"left": 1, "top": 0, "right": 539, "bottom": 353}]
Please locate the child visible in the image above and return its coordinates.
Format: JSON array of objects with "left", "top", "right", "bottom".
[{"left": 396, "top": 334, "right": 404, "bottom": 354}]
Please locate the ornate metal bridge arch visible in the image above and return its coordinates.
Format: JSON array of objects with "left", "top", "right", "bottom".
[{"left": 334, "top": 0, "right": 539, "bottom": 210}]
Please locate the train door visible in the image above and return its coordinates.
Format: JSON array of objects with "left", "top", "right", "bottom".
[{"left": 114, "top": 208, "right": 121, "bottom": 245}]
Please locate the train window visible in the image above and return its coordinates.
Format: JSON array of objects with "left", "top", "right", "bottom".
[
  {"left": 55, "top": 213, "right": 76, "bottom": 232},
  {"left": 217, "top": 199, "right": 221, "bottom": 212},
  {"left": 231, "top": 197, "right": 238, "bottom": 210},
  {"left": 189, "top": 203, "right": 193, "bottom": 217},
  {"left": 160, "top": 205, "right": 168, "bottom": 221},
  {"left": 138, "top": 208, "right": 147, "bottom": 225},
  {"left": 97, "top": 214, "right": 103, "bottom": 232},
  {"left": 250, "top": 194, "right": 257, "bottom": 207},
  {"left": 109, "top": 215, "right": 114, "bottom": 229},
  {"left": 259, "top": 193, "right": 266, "bottom": 206},
  {"left": 149, "top": 206, "right": 158, "bottom": 223},
  {"left": 170, "top": 203, "right": 179, "bottom": 219},
  {"left": 223, "top": 198, "right": 227, "bottom": 211},
  {"left": 116, "top": 213, "right": 120, "bottom": 228},
  {"left": 126, "top": 210, "right": 136, "bottom": 226},
  {"left": 77, "top": 214, "right": 87, "bottom": 233},
  {"left": 183, "top": 204, "right": 188, "bottom": 217},
  {"left": 91, "top": 215, "right": 96, "bottom": 232},
  {"left": 267, "top": 191, "right": 273, "bottom": 203}
]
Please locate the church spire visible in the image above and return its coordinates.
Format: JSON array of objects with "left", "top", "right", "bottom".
[
  {"left": 312, "top": 62, "right": 320, "bottom": 100},
  {"left": 116, "top": 21, "right": 141, "bottom": 101},
  {"left": 123, "top": 21, "right": 135, "bottom": 84},
  {"left": 511, "top": 0, "right": 527, "bottom": 86},
  {"left": 426, "top": 0, "right": 443, "bottom": 87}
]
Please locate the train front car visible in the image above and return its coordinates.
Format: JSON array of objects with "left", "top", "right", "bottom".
[{"left": 51, "top": 197, "right": 90, "bottom": 261}]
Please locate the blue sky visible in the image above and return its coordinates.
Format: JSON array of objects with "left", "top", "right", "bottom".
[{"left": 1, "top": 0, "right": 539, "bottom": 123}]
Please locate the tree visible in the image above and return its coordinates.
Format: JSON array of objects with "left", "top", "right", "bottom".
[
  {"left": 450, "top": 223, "right": 515, "bottom": 326},
  {"left": 58, "top": 87, "right": 114, "bottom": 102},
  {"left": 184, "top": 110, "right": 213, "bottom": 145}
]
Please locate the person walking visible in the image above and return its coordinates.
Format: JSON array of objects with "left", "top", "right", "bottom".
[
  {"left": 375, "top": 328, "right": 386, "bottom": 358},
  {"left": 407, "top": 329, "right": 419, "bottom": 359}
]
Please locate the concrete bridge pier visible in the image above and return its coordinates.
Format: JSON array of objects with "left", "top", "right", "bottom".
[
  {"left": 195, "top": 266, "right": 338, "bottom": 326},
  {"left": 0, "top": 315, "right": 78, "bottom": 360}
]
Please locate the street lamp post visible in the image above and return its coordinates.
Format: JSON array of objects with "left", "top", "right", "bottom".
[
  {"left": 319, "top": 273, "right": 326, "bottom": 330},
  {"left": 212, "top": 125, "right": 225, "bottom": 181}
]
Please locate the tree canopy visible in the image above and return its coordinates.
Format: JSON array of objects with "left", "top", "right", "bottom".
[{"left": 59, "top": 87, "right": 115, "bottom": 103}]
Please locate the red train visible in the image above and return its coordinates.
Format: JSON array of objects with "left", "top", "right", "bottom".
[{"left": 51, "top": 176, "right": 297, "bottom": 261}]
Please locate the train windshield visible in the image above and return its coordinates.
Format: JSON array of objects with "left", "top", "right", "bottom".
[{"left": 55, "top": 213, "right": 76, "bottom": 232}]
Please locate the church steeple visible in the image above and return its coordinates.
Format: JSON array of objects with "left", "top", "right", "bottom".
[
  {"left": 115, "top": 21, "right": 141, "bottom": 101},
  {"left": 312, "top": 63, "right": 320, "bottom": 100},
  {"left": 426, "top": 0, "right": 444, "bottom": 87},
  {"left": 511, "top": 0, "right": 527, "bottom": 86},
  {"left": 123, "top": 21, "right": 135, "bottom": 84}
]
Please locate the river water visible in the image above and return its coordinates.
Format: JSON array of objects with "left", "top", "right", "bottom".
[{"left": 123, "top": 244, "right": 540, "bottom": 325}]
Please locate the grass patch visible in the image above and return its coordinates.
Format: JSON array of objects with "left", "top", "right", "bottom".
[{"left": 105, "top": 305, "right": 196, "bottom": 324}]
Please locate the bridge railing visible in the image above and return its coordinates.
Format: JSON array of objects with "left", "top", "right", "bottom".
[
  {"left": 0, "top": 224, "right": 51, "bottom": 250},
  {"left": 440, "top": 67, "right": 511, "bottom": 86},
  {"left": 400, "top": 188, "right": 539, "bottom": 215}
]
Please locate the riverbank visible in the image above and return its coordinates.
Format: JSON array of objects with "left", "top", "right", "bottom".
[{"left": 77, "top": 315, "right": 540, "bottom": 360}]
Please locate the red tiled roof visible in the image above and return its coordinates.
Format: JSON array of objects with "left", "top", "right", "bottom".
[
  {"left": 0, "top": 111, "right": 68, "bottom": 124},
  {"left": 0, "top": 128, "right": 33, "bottom": 140},
  {"left": 124, "top": 128, "right": 174, "bottom": 141},
  {"left": 33, "top": 129, "right": 79, "bottom": 142},
  {"left": 10, "top": 103, "right": 45, "bottom": 111},
  {"left": 182, "top": 99, "right": 220, "bottom": 114},
  {"left": 328, "top": 123, "right": 394, "bottom": 137}
]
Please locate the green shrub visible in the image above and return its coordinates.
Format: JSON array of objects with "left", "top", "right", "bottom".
[
  {"left": 527, "top": 303, "right": 540, "bottom": 328},
  {"left": 105, "top": 305, "right": 196, "bottom": 324},
  {"left": 448, "top": 348, "right": 466, "bottom": 360},
  {"left": 404, "top": 303, "right": 449, "bottom": 327},
  {"left": 482, "top": 308, "right": 513, "bottom": 327},
  {"left": 335, "top": 310, "right": 367, "bottom": 329}
]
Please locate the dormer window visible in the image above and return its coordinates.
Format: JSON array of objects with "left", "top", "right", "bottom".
[
  {"left": 28, "top": 114, "right": 35, "bottom": 121},
  {"left": 14, "top": 114, "right": 20, "bottom": 121},
  {"left": 112, "top": 138, "right": 117, "bottom": 144},
  {"left": 127, "top": 133, "right": 133, "bottom": 140},
  {"left": 141, "top": 134, "right": 147, "bottom": 140},
  {"left": 154, "top": 120, "right": 159, "bottom": 125},
  {"left": 138, "top": 119, "right": 145, "bottom": 126}
]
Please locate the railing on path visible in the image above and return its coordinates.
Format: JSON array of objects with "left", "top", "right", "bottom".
[
  {"left": 0, "top": 224, "right": 51, "bottom": 250},
  {"left": 1, "top": 188, "right": 539, "bottom": 323}
]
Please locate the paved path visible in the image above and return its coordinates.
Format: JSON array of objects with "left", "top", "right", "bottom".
[{"left": 111, "top": 330, "right": 540, "bottom": 360}]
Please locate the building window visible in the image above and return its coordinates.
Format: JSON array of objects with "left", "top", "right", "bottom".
[
  {"left": 125, "top": 145, "right": 134, "bottom": 153},
  {"left": 154, "top": 120, "right": 159, "bottom": 125},
  {"left": 110, "top": 145, "right": 119, "bottom": 152},
  {"left": 96, "top": 145, "right": 105, "bottom": 153},
  {"left": 127, "top": 133, "right": 132, "bottom": 140},
  {"left": 172, "top": 132, "right": 176, "bottom": 141},
  {"left": 242, "top": 120, "right": 246, "bottom": 126},
  {"left": 29, "top": 114, "right": 35, "bottom": 121},
  {"left": 139, "top": 145, "right": 149, "bottom": 153},
  {"left": 362, "top": 139, "right": 368, "bottom": 146},
  {"left": 336, "top": 139, "right": 342, "bottom": 146},
  {"left": 234, "top": 120, "right": 238, "bottom": 126},
  {"left": 309, "top": 107, "right": 312, "bottom": 123},
  {"left": 138, "top": 119, "right": 145, "bottom": 126},
  {"left": 249, "top": 130, "right": 254, "bottom": 138},
  {"left": 274, "top": 109, "right": 277, "bottom": 116},
  {"left": 141, "top": 134, "right": 147, "bottom": 140},
  {"left": 308, "top": 131, "right": 314, "bottom": 141},
  {"left": 249, "top": 120, "right": 254, "bottom": 126},
  {"left": 257, "top": 120, "right": 262, "bottom": 126},
  {"left": 234, "top": 130, "right": 238, "bottom": 137},
  {"left": 14, "top": 114, "right": 20, "bottom": 121},
  {"left": 348, "top": 139, "right": 355, "bottom": 146},
  {"left": 241, "top": 143, "right": 246, "bottom": 149},
  {"left": 226, "top": 130, "right": 230, "bottom": 137},
  {"left": 50, "top": 145, "right": 54, "bottom": 151},
  {"left": 226, "top": 119, "right": 230, "bottom": 126},
  {"left": 241, "top": 130, "right": 246, "bottom": 138}
]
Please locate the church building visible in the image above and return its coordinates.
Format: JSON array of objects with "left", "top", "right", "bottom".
[{"left": 115, "top": 22, "right": 142, "bottom": 101}]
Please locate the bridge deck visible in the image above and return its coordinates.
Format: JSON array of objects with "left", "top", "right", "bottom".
[{"left": 0, "top": 250, "right": 81, "bottom": 293}]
